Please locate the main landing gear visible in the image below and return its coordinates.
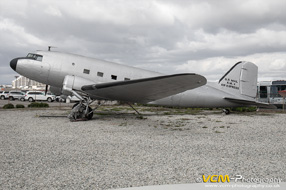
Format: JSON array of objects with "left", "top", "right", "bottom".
[
  {"left": 68, "top": 102, "right": 94, "bottom": 121},
  {"left": 67, "top": 90, "right": 102, "bottom": 121},
  {"left": 62, "top": 76, "right": 99, "bottom": 121}
]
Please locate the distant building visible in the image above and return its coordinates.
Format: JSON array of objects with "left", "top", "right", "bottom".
[
  {"left": 257, "top": 80, "right": 286, "bottom": 108},
  {"left": 0, "top": 84, "right": 12, "bottom": 88},
  {"left": 12, "top": 75, "right": 46, "bottom": 90}
]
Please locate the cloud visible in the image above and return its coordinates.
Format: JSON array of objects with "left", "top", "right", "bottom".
[
  {"left": 0, "top": 0, "right": 286, "bottom": 84},
  {"left": 175, "top": 52, "right": 286, "bottom": 81},
  {"left": 44, "top": 6, "right": 62, "bottom": 17},
  {"left": 0, "top": 18, "right": 45, "bottom": 47}
]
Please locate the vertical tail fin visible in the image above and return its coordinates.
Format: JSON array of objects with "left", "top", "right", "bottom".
[{"left": 219, "top": 61, "right": 258, "bottom": 98}]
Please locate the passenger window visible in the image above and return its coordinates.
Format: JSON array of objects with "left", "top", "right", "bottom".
[
  {"left": 97, "top": 72, "right": 104, "bottom": 77},
  {"left": 111, "top": 75, "right": 117, "bottom": 80},
  {"left": 124, "top": 78, "right": 130, "bottom": 81},
  {"left": 83, "top": 69, "right": 90, "bottom": 74}
]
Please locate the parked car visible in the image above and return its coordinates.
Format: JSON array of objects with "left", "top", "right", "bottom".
[
  {"left": 66, "top": 95, "right": 80, "bottom": 102},
  {"left": 8, "top": 91, "right": 25, "bottom": 101},
  {"left": 55, "top": 96, "right": 65, "bottom": 102},
  {"left": 55, "top": 95, "right": 80, "bottom": 102},
  {"left": 25, "top": 91, "right": 55, "bottom": 102},
  {"left": 0, "top": 91, "right": 9, "bottom": 100}
]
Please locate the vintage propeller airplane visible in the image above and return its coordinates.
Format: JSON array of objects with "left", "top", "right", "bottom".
[{"left": 10, "top": 50, "right": 272, "bottom": 121}]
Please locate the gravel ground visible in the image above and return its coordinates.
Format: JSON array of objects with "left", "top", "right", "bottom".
[{"left": 0, "top": 108, "right": 285, "bottom": 190}]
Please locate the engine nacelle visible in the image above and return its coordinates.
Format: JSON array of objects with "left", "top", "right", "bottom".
[{"left": 62, "top": 75, "right": 94, "bottom": 92}]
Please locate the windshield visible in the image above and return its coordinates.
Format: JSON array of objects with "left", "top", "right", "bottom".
[{"left": 26, "top": 53, "right": 43, "bottom": 61}]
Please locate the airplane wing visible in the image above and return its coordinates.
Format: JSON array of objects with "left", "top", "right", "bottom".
[
  {"left": 224, "top": 97, "right": 277, "bottom": 109},
  {"left": 81, "top": 74, "right": 206, "bottom": 103}
]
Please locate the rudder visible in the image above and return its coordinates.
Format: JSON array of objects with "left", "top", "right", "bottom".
[{"left": 219, "top": 61, "right": 258, "bottom": 98}]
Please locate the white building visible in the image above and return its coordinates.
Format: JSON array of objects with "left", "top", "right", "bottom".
[{"left": 12, "top": 76, "right": 46, "bottom": 90}]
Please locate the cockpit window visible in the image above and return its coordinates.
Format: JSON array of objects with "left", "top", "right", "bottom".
[{"left": 26, "top": 53, "right": 43, "bottom": 61}]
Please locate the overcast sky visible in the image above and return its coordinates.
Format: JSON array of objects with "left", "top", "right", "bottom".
[{"left": 1, "top": 0, "right": 286, "bottom": 84}]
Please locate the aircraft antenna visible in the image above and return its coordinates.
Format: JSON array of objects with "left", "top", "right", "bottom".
[{"left": 48, "top": 46, "right": 57, "bottom": 51}]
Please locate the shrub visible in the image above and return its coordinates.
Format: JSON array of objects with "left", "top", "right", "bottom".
[
  {"left": 3, "top": 103, "right": 15, "bottom": 109},
  {"left": 28, "top": 102, "right": 49, "bottom": 108},
  {"left": 16, "top": 104, "right": 25, "bottom": 108}
]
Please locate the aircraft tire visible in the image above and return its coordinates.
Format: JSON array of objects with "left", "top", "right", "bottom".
[{"left": 223, "top": 109, "right": 230, "bottom": 115}]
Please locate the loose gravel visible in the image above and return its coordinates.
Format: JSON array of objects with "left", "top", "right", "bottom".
[{"left": 0, "top": 108, "right": 285, "bottom": 190}]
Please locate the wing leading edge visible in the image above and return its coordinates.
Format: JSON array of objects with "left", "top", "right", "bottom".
[{"left": 82, "top": 74, "right": 207, "bottom": 103}]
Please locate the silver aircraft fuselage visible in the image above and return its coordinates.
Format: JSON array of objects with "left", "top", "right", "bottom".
[{"left": 10, "top": 50, "right": 259, "bottom": 108}]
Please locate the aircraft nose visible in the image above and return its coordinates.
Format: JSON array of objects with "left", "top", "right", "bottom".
[{"left": 10, "top": 58, "right": 18, "bottom": 71}]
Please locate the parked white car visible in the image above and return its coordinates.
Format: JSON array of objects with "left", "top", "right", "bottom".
[
  {"left": 66, "top": 95, "right": 80, "bottom": 102},
  {"left": 8, "top": 91, "right": 25, "bottom": 101},
  {"left": 55, "top": 95, "right": 80, "bottom": 103},
  {"left": 0, "top": 91, "right": 9, "bottom": 100},
  {"left": 25, "top": 91, "right": 55, "bottom": 102}
]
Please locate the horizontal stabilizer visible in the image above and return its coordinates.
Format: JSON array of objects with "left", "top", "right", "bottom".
[
  {"left": 224, "top": 97, "right": 277, "bottom": 109},
  {"left": 82, "top": 74, "right": 206, "bottom": 103}
]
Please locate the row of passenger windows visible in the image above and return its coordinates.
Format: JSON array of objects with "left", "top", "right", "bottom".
[{"left": 83, "top": 69, "right": 130, "bottom": 81}]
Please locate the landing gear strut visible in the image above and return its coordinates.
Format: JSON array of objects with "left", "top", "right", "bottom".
[{"left": 126, "top": 102, "right": 141, "bottom": 115}]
